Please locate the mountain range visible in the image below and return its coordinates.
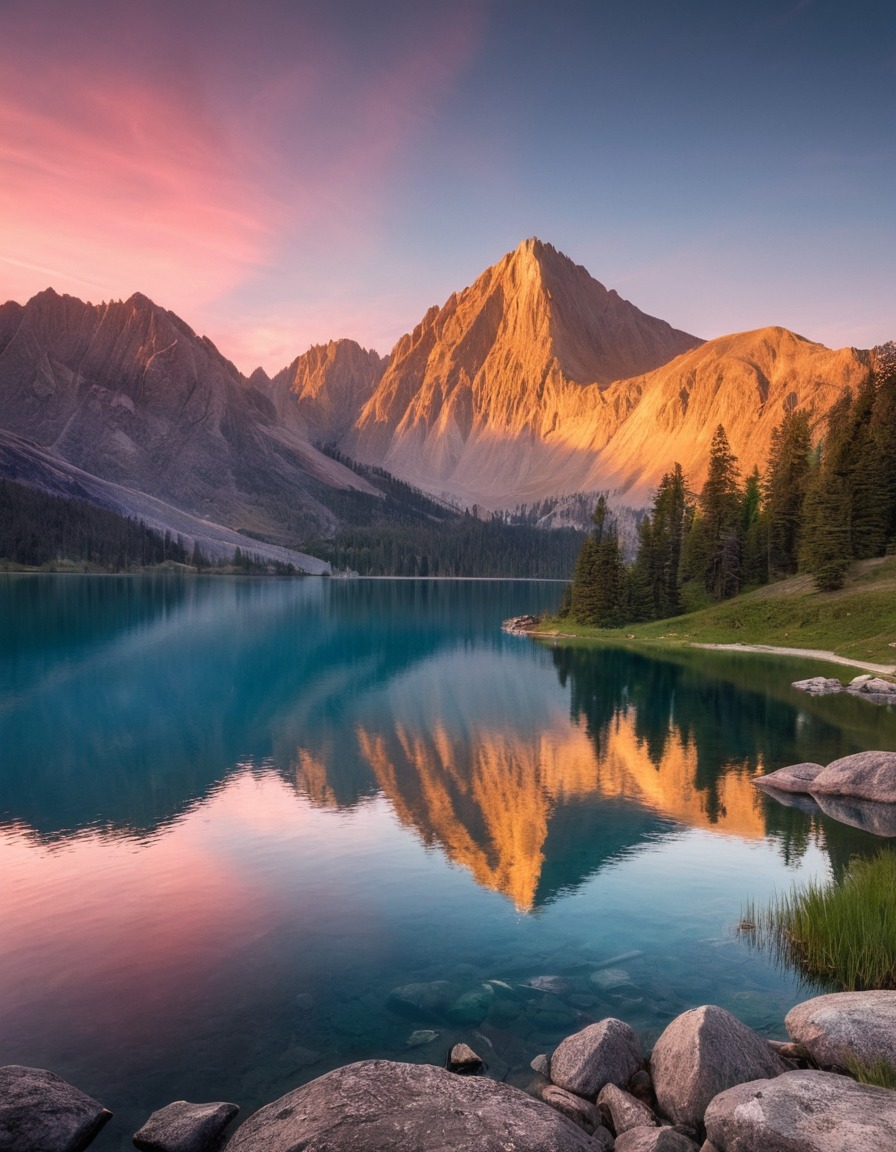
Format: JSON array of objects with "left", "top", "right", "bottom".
[{"left": 0, "top": 238, "right": 881, "bottom": 566}]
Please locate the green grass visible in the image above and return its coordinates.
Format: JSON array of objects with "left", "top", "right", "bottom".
[
  {"left": 846, "top": 1055, "right": 896, "bottom": 1090},
  {"left": 538, "top": 556, "right": 896, "bottom": 666},
  {"left": 743, "top": 850, "right": 896, "bottom": 992}
]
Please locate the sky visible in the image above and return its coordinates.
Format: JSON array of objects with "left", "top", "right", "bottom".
[{"left": 1, "top": 0, "right": 894, "bottom": 373}]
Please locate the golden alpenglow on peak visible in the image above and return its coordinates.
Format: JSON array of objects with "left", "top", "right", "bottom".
[{"left": 342, "top": 239, "right": 702, "bottom": 506}]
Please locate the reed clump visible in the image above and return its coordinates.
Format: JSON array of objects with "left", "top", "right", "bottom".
[{"left": 743, "top": 850, "right": 896, "bottom": 992}]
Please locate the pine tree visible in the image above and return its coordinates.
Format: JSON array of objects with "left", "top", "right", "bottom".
[
  {"left": 801, "top": 471, "right": 851, "bottom": 590},
  {"left": 741, "top": 466, "right": 767, "bottom": 586},
  {"left": 764, "top": 410, "right": 811, "bottom": 576},
  {"left": 697, "top": 425, "right": 743, "bottom": 599}
]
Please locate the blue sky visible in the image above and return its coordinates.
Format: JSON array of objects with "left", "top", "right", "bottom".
[{"left": 1, "top": 0, "right": 893, "bottom": 370}]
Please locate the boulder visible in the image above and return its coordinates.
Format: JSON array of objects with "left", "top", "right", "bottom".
[
  {"left": 751, "top": 762, "right": 824, "bottom": 794},
  {"left": 597, "top": 1082, "right": 657, "bottom": 1134},
  {"left": 704, "top": 1069, "right": 896, "bottom": 1151},
  {"left": 785, "top": 990, "right": 896, "bottom": 1070},
  {"left": 809, "top": 750, "right": 896, "bottom": 803},
  {"left": 550, "top": 1018, "right": 644, "bottom": 1099},
  {"left": 0, "top": 1066, "right": 112, "bottom": 1152},
  {"left": 531, "top": 1053, "right": 552, "bottom": 1077},
  {"left": 650, "top": 1006, "right": 788, "bottom": 1127},
  {"left": 812, "top": 792, "right": 896, "bottom": 836},
  {"left": 791, "top": 677, "right": 842, "bottom": 695},
  {"left": 851, "top": 676, "right": 896, "bottom": 696},
  {"left": 541, "top": 1085, "right": 606, "bottom": 1137},
  {"left": 614, "top": 1127, "right": 700, "bottom": 1151},
  {"left": 446, "top": 1043, "right": 484, "bottom": 1075},
  {"left": 224, "top": 1059, "right": 604, "bottom": 1152},
  {"left": 133, "top": 1100, "right": 239, "bottom": 1152}
]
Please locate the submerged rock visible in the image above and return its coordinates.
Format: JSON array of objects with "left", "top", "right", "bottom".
[
  {"left": 704, "top": 1069, "right": 896, "bottom": 1152},
  {"left": 132, "top": 1100, "right": 238, "bottom": 1152},
  {"left": 406, "top": 1029, "right": 439, "bottom": 1048},
  {"left": 785, "top": 990, "right": 896, "bottom": 1071},
  {"left": 650, "top": 1005, "right": 788, "bottom": 1127},
  {"left": 224, "top": 1059, "right": 603, "bottom": 1151},
  {"left": 446, "top": 984, "right": 495, "bottom": 1026},
  {"left": 0, "top": 1065, "right": 112, "bottom": 1152},
  {"left": 550, "top": 1018, "right": 644, "bottom": 1099},
  {"left": 386, "top": 980, "right": 461, "bottom": 1021}
]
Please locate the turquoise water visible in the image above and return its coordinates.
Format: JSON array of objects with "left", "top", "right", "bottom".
[{"left": 1, "top": 575, "right": 895, "bottom": 1148}]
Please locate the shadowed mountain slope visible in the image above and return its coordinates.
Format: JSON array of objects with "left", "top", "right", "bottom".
[{"left": 0, "top": 289, "right": 379, "bottom": 547}]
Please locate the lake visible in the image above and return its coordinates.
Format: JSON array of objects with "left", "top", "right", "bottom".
[{"left": 2, "top": 575, "right": 895, "bottom": 1149}]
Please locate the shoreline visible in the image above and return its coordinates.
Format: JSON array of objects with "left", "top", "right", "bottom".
[{"left": 690, "top": 642, "right": 896, "bottom": 675}]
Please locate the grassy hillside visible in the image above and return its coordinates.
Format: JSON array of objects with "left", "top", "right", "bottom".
[{"left": 540, "top": 556, "right": 896, "bottom": 667}]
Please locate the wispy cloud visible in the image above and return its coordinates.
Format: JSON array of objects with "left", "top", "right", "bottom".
[{"left": 0, "top": 1, "right": 486, "bottom": 367}]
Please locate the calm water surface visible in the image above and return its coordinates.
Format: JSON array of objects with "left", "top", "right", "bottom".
[{"left": 2, "top": 576, "right": 895, "bottom": 1148}]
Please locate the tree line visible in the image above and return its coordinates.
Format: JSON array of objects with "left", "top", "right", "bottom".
[
  {"left": 566, "top": 358, "right": 896, "bottom": 626},
  {"left": 0, "top": 479, "right": 190, "bottom": 570},
  {"left": 309, "top": 513, "right": 584, "bottom": 578}
]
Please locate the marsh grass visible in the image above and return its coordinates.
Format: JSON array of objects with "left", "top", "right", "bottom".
[
  {"left": 846, "top": 1055, "right": 896, "bottom": 1090},
  {"left": 742, "top": 850, "right": 896, "bottom": 992}
]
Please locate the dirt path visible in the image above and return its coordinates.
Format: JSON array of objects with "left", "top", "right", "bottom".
[{"left": 691, "top": 642, "right": 896, "bottom": 675}]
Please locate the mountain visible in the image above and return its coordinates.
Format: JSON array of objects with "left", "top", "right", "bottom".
[
  {"left": 342, "top": 238, "right": 702, "bottom": 503},
  {"left": 337, "top": 240, "right": 870, "bottom": 509},
  {"left": 268, "top": 340, "right": 387, "bottom": 442},
  {"left": 589, "top": 326, "right": 869, "bottom": 504},
  {"left": 0, "top": 289, "right": 380, "bottom": 555}
]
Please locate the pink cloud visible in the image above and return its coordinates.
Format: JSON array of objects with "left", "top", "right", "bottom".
[{"left": 0, "top": 2, "right": 487, "bottom": 370}]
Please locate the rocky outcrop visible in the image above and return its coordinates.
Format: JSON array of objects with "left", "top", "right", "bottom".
[
  {"left": 649, "top": 1006, "right": 789, "bottom": 1127},
  {"left": 0, "top": 1065, "right": 112, "bottom": 1152},
  {"left": 704, "top": 1069, "right": 896, "bottom": 1152},
  {"left": 791, "top": 676, "right": 844, "bottom": 696},
  {"left": 224, "top": 1059, "right": 606, "bottom": 1152},
  {"left": 785, "top": 990, "right": 896, "bottom": 1071},
  {"left": 550, "top": 1018, "right": 644, "bottom": 1098},
  {"left": 132, "top": 1099, "right": 238, "bottom": 1152},
  {"left": 792, "top": 674, "right": 896, "bottom": 704}
]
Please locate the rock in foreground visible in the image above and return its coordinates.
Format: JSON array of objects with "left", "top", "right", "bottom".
[
  {"left": 225, "top": 1059, "right": 606, "bottom": 1152},
  {"left": 650, "top": 1006, "right": 788, "bottom": 1127},
  {"left": 0, "top": 1065, "right": 112, "bottom": 1152},
  {"left": 132, "top": 1099, "right": 239, "bottom": 1152},
  {"left": 704, "top": 1069, "right": 896, "bottom": 1152},
  {"left": 785, "top": 990, "right": 896, "bottom": 1071},
  {"left": 550, "top": 1018, "right": 644, "bottom": 1099}
]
